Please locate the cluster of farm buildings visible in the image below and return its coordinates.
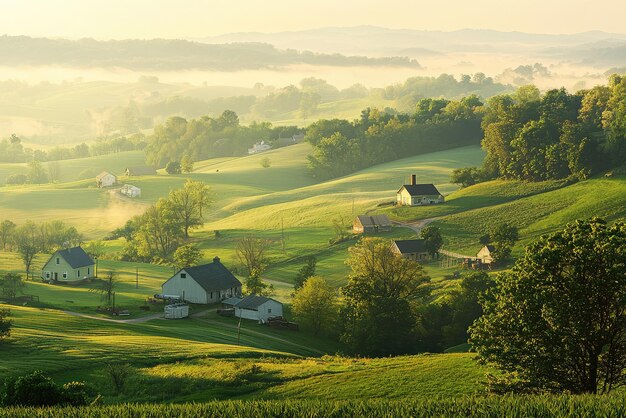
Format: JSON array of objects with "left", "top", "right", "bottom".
[
  {"left": 96, "top": 166, "right": 158, "bottom": 197},
  {"left": 45, "top": 172, "right": 492, "bottom": 322}
]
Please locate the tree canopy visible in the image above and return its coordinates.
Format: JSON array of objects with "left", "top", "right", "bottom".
[{"left": 470, "top": 218, "right": 626, "bottom": 394}]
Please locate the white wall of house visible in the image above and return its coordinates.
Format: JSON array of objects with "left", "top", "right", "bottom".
[
  {"left": 162, "top": 270, "right": 208, "bottom": 304},
  {"left": 235, "top": 299, "right": 283, "bottom": 323}
]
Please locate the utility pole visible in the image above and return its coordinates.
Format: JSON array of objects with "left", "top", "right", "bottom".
[
  {"left": 281, "top": 216, "right": 285, "bottom": 252},
  {"left": 237, "top": 316, "right": 242, "bottom": 345},
  {"left": 135, "top": 267, "right": 139, "bottom": 289}
]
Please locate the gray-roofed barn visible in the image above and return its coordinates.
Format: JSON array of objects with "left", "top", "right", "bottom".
[
  {"left": 391, "top": 239, "right": 430, "bottom": 261},
  {"left": 161, "top": 256, "right": 242, "bottom": 304},
  {"left": 125, "top": 166, "right": 157, "bottom": 176},
  {"left": 353, "top": 214, "right": 392, "bottom": 234}
]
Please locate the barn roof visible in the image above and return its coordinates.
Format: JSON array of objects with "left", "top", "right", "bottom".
[
  {"left": 393, "top": 239, "right": 428, "bottom": 254},
  {"left": 235, "top": 294, "right": 281, "bottom": 311},
  {"left": 182, "top": 257, "right": 241, "bottom": 292},
  {"left": 96, "top": 171, "right": 115, "bottom": 180},
  {"left": 222, "top": 297, "right": 243, "bottom": 306},
  {"left": 126, "top": 166, "right": 157, "bottom": 176},
  {"left": 398, "top": 184, "right": 442, "bottom": 196},
  {"left": 356, "top": 214, "right": 392, "bottom": 227},
  {"left": 54, "top": 246, "right": 94, "bottom": 268}
]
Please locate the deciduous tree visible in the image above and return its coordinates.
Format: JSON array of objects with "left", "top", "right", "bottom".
[
  {"left": 470, "top": 218, "right": 626, "bottom": 394},
  {"left": 292, "top": 276, "right": 338, "bottom": 335}
]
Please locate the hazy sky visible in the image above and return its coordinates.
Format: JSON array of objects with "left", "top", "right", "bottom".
[{"left": 1, "top": 0, "right": 622, "bottom": 39}]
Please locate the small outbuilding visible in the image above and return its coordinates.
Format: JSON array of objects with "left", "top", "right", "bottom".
[
  {"left": 120, "top": 184, "right": 141, "bottom": 198},
  {"left": 248, "top": 141, "right": 271, "bottom": 154},
  {"left": 234, "top": 294, "right": 283, "bottom": 323},
  {"left": 125, "top": 166, "right": 157, "bottom": 176},
  {"left": 161, "top": 257, "right": 242, "bottom": 305},
  {"left": 353, "top": 214, "right": 392, "bottom": 234},
  {"left": 42, "top": 246, "right": 95, "bottom": 283},
  {"left": 96, "top": 171, "right": 117, "bottom": 188},
  {"left": 391, "top": 239, "right": 430, "bottom": 261},
  {"left": 396, "top": 175, "right": 444, "bottom": 206},
  {"left": 477, "top": 245, "right": 495, "bottom": 265}
]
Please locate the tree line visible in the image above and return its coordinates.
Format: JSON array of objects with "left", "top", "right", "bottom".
[
  {"left": 306, "top": 97, "right": 483, "bottom": 179},
  {"left": 0, "top": 134, "right": 146, "bottom": 165},
  {"left": 452, "top": 75, "right": 626, "bottom": 184}
]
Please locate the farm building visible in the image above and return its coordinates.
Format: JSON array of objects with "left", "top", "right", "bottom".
[
  {"left": 125, "top": 166, "right": 157, "bottom": 176},
  {"left": 42, "top": 246, "right": 95, "bottom": 283},
  {"left": 120, "top": 184, "right": 141, "bottom": 198},
  {"left": 234, "top": 294, "right": 283, "bottom": 323},
  {"left": 353, "top": 214, "right": 392, "bottom": 234},
  {"left": 248, "top": 141, "right": 271, "bottom": 154},
  {"left": 477, "top": 245, "right": 495, "bottom": 265},
  {"left": 391, "top": 239, "right": 430, "bottom": 261},
  {"left": 96, "top": 171, "right": 116, "bottom": 188},
  {"left": 161, "top": 257, "right": 242, "bottom": 304},
  {"left": 396, "top": 175, "right": 444, "bottom": 206}
]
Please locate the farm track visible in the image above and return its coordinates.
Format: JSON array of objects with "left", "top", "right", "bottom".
[
  {"left": 191, "top": 309, "right": 326, "bottom": 356},
  {"left": 392, "top": 217, "right": 438, "bottom": 235},
  {"left": 61, "top": 310, "right": 164, "bottom": 324}
]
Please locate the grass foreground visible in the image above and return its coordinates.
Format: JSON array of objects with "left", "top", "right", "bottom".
[{"left": 1, "top": 395, "right": 625, "bottom": 417}]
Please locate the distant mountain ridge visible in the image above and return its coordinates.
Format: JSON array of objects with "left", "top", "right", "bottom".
[
  {"left": 0, "top": 35, "right": 421, "bottom": 71},
  {"left": 195, "top": 26, "right": 626, "bottom": 60}
]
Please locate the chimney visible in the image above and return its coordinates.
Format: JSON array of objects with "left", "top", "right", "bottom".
[
  {"left": 411, "top": 174, "right": 417, "bottom": 185},
  {"left": 213, "top": 256, "right": 220, "bottom": 263}
]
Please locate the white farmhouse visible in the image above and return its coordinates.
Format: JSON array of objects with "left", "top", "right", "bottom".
[
  {"left": 120, "top": 184, "right": 141, "bottom": 198},
  {"left": 96, "top": 171, "right": 117, "bottom": 188},
  {"left": 234, "top": 294, "right": 283, "bottom": 323},
  {"left": 247, "top": 141, "right": 271, "bottom": 154},
  {"left": 396, "top": 175, "right": 444, "bottom": 206},
  {"left": 161, "top": 257, "right": 242, "bottom": 304}
]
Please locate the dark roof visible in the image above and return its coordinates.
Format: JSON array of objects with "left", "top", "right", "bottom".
[
  {"left": 126, "top": 166, "right": 157, "bottom": 176},
  {"left": 235, "top": 294, "right": 281, "bottom": 310},
  {"left": 399, "top": 184, "right": 442, "bottom": 197},
  {"left": 482, "top": 245, "right": 495, "bottom": 252},
  {"left": 356, "top": 214, "right": 391, "bottom": 227},
  {"left": 393, "top": 239, "right": 428, "bottom": 254},
  {"left": 182, "top": 257, "right": 241, "bottom": 292},
  {"left": 54, "top": 246, "right": 94, "bottom": 268}
]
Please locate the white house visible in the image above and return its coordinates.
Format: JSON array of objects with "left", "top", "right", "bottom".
[
  {"left": 248, "top": 141, "right": 271, "bottom": 154},
  {"left": 120, "top": 184, "right": 141, "bottom": 198},
  {"left": 234, "top": 294, "right": 283, "bottom": 323},
  {"left": 96, "top": 171, "right": 117, "bottom": 188},
  {"left": 477, "top": 245, "right": 495, "bottom": 265},
  {"left": 41, "top": 246, "right": 95, "bottom": 283},
  {"left": 396, "top": 175, "right": 444, "bottom": 206},
  {"left": 161, "top": 257, "right": 242, "bottom": 304}
]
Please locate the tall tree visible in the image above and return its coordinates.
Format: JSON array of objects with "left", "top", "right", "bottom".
[
  {"left": 167, "top": 179, "right": 213, "bottom": 238},
  {"left": 173, "top": 244, "right": 201, "bottom": 269},
  {"left": 420, "top": 225, "right": 443, "bottom": 258},
  {"left": 26, "top": 160, "right": 48, "bottom": 184},
  {"left": 293, "top": 256, "right": 317, "bottom": 290},
  {"left": 341, "top": 238, "right": 430, "bottom": 356},
  {"left": 0, "top": 220, "right": 16, "bottom": 251},
  {"left": 0, "top": 309, "right": 11, "bottom": 341},
  {"left": 292, "top": 276, "right": 338, "bottom": 335},
  {"left": 470, "top": 218, "right": 626, "bottom": 394},
  {"left": 13, "top": 221, "right": 40, "bottom": 280},
  {"left": 91, "top": 271, "right": 116, "bottom": 307},
  {"left": 235, "top": 237, "right": 270, "bottom": 278}
]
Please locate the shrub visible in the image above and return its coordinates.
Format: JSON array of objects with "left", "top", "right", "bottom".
[
  {"left": 105, "top": 363, "right": 133, "bottom": 395},
  {"left": 1, "top": 371, "right": 61, "bottom": 406},
  {"left": 165, "top": 161, "right": 181, "bottom": 174},
  {"left": 4, "top": 174, "right": 27, "bottom": 185}
]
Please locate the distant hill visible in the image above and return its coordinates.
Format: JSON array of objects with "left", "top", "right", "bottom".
[
  {"left": 197, "top": 26, "right": 626, "bottom": 57},
  {"left": 0, "top": 35, "right": 420, "bottom": 71}
]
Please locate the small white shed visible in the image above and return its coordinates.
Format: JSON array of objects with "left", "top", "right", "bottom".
[
  {"left": 164, "top": 303, "right": 189, "bottom": 319},
  {"left": 120, "top": 184, "right": 141, "bottom": 198},
  {"left": 234, "top": 294, "right": 283, "bottom": 323}
]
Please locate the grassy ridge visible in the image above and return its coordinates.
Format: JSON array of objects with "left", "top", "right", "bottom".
[{"left": 1, "top": 396, "right": 625, "bottom": 417}]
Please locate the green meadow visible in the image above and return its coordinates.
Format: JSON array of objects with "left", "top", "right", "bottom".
[{"left": 3, "top": 140, "right": 626, "bottom": 404}]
